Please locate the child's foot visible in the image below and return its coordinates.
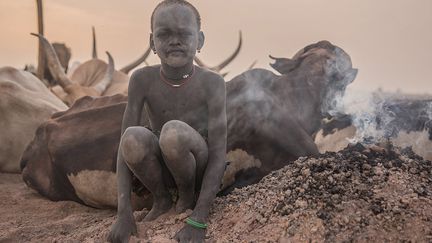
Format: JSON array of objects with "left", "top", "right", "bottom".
[
  {"left": 175, "top": 190, "right": 195, "bottom": 213},
  {"left": 144, "top": 195, "right": 172, "bottom": 221}
]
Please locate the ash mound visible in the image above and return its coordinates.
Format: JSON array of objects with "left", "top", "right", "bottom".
[
  {"left": 2, "top": 143, "right": 431, "bottom": 242},
  {"left": 207, "top": 143, "right": 432, "bottom": 242}
]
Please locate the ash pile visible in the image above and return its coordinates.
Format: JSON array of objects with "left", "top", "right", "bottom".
[{"left": 208, "top": 143, "right": 432, "bottom": 242}]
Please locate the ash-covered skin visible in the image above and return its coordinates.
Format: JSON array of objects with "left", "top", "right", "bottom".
[{"left": 108, "top": 2, "right": 227, "bottom": 243}]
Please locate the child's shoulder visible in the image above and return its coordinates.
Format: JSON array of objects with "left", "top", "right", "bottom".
[
  {"left": 128, "top": 65, "right": 161, "bottom": 87},
  {"left": 130, "top": 65, "right": 161, "bottom": 80},
  {"left": 196, "top": 66, "right": 225, "bottom": 86}
]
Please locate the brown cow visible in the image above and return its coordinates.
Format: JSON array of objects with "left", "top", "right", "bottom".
[
  {"left": 21, "top": 94, "right": 150, "bottom": 209},
  {"left": 21, "top": 40, "right": 357, "bottom": 206},
  {"left": 222, "top": 40, "right": 358, "bottom": 192},
  {"left": 0, "top": 67, "right": 67, "bottom": 173},
  {"left": 33, "top": 33, "right": 150, "bottom": 106}
]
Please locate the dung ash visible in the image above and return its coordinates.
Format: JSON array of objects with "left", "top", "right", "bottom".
[{"left": 210, "top": 143, "right": 432, "bottom": 242}]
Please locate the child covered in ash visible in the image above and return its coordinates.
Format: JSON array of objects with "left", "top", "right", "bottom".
[{"left": 108, "top": 1, "right": 227, "bottom": 242}]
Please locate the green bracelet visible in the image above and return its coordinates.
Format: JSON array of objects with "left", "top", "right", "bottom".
[{"left": 185, "top": 217, "right": 208, "bottom": 229}]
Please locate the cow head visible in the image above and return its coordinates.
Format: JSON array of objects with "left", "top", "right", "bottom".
[
  {"left": 32, "top": 33, "right": 119, "bottom": 106},
  {"left": 32, "top": 29, "right": 152, "bottom": 106},
  {"left": 43, "top": 42, "right": 72, "bottom": 86},
  {"left": 270, "top": 41, "right": 358, "bottom": 117}
]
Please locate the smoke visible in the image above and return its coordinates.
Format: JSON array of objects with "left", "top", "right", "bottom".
[
  {"left": 329, "top": 89, "right": 384, "bottom": 143},
  {"left": 328, "top": 87, "right": 432, "bottom": 145}
]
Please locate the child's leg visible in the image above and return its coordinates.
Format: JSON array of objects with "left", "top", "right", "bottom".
[
  {"left": 120, "top": 126, "right": 172, "bottom": 221},
  {"left": 159, "top": 120, "right": 208, "bottom": 213}
]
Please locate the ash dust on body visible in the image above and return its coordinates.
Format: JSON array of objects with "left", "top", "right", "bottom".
[{"left": 109, "top": 2, "right": 227, "bottom": 243}]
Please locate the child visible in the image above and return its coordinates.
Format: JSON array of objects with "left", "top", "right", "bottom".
[{"left": 108, "top": 1, "right": 227, "bottom": 242}]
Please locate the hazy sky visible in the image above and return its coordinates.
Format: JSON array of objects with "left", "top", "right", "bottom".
[{"left": 0, "top": 0, "right": 431, "bottom": 93}]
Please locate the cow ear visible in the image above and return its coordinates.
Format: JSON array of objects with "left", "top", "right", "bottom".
[
  {"left": 269, "top": 55, "right": 299, "bottom": 75},
  {"left": 347, "top": 68, "right": 358, "bottom": 84}
]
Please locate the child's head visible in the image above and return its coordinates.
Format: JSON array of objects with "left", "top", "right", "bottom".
[
  {"left": 151, "top": 0, "right": 201, "bottom": 32},
  {"left": 150, "top": 0, "right": 204, "bottom": 68}
]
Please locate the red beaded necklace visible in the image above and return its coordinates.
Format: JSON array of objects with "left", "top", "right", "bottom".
[{"left": 159, "top": 65, "right": 195, "bottom": 88}]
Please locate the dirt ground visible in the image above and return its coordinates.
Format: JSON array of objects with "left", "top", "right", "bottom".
[{"left": 1, "top": 143, "right": 432, "bottom": 242}]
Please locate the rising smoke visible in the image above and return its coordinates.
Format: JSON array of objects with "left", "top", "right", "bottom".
[{"left": 329, "top": 86, "right": 432, "bottom": 150}]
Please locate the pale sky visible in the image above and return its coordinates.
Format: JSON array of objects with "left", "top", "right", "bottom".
[{"left": 0, "top": 0, "right": 431, "bottom": 94}]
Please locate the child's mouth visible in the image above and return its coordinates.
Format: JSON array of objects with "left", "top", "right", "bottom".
[{"left": 167, "top": 49, "right": 184, "bottom": 55}]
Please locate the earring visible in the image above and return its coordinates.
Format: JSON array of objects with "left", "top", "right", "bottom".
[
  {"left": 197, "top": 49, "right": 201, "bottom": 53},
  {"left": 153, "top": 49, "right": 157, "bottom": 54}
]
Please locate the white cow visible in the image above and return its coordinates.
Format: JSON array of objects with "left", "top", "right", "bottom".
[{"left": 0, "top": 67, "right": 67, "bottom": 172}]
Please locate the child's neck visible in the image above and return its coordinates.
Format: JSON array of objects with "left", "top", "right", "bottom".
[{"left": 161, "top": 62, "right": 195, "bottom": 81}]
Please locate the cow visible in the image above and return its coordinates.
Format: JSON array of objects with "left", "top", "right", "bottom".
[
  {"left": 21, "top": 40, "right": 357, "bottom": 207},
  {"left": 33, "top": 0, "right": 148, "bottom": 87},
  {"left": 221, "top": 40, "right": 358, "bottom": 192},
  {"left": 33, "top": 33, "right": 151, "bottom": 106},
  {"left": 24, "top": 42, "right": 71, "bottom": 87},
  {"left": 20, "top": 94, "right": 151, "bottom": 209},
  {"left": 314, "top": 97, "right": 432, "bottom": 160},
  {"left": 0, "top": 67, "right": 68, "bottom": 173}
]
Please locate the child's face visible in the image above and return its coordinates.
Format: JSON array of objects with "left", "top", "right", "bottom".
[{"left": 151, "top": 5, "right": 204, "bottom": 68}]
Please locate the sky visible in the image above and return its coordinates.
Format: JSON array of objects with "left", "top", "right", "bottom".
[{"left": 0, "top": 0, "right": 431, "bottom": 94}]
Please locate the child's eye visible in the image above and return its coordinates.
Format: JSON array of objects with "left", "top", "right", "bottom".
[
  {"left": 157, "top": 32, "right": 168, "bottom": 38},
  {"left": 181, "top": 32, "right": 192, "bottom": 37}
]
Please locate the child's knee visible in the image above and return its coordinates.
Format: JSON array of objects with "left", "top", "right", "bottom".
[
  {"left": 120, "top": 127, "right": 156, "bottom": 164},
  {"left": 159, "top": 121, "right": 189, "bottom": 160}
]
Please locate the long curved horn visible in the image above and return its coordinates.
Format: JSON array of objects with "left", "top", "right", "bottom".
[
  {"left": 31, "top": 33, "right": 72, "bottom": 88},
  {"left": 92, "top": 26, "right": 97, "bottom": 59},
  {"left": 248, "top": 60, "right": 258, "bottom": 70},
  {"left": 212, "top": 30, "right": 242, "bottom": 72},
  {"left": 193, "top": 31, "right": 242, "bottom": 73},
  {"left": 119, "top": 46, "right": 151, "bottom": 74},
  {"left": 193, "top": 55, "right": 207, "bottom": 68},
  {"left": 93, "top": 51, "right": 114, "bottom": 95}
]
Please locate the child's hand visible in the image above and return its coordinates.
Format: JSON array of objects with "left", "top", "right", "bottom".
[
  {"left": 107, "top": 213, "right": 137, "bottom": 243},
  {"left": 174, "top": 224, "right": 206, "bottom": 243}
]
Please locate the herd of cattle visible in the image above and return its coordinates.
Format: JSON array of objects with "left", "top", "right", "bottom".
[{"left": 1, "top": 28, "right": 431, "bottom": 209}]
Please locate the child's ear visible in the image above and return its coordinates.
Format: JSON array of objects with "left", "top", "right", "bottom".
[
  {"left": 149, "top": 33, "right": 156, "bottom": 53},
  {"left": 198, "top": 31, "right": 205, "bottom": 51}
]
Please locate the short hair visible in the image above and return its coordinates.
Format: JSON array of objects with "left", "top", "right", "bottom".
[{"left": 151, "top": 0, "right": 201, "bottom": 32}]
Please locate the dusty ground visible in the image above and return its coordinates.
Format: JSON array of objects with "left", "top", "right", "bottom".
[{"left": 1, "top": 143, "right": 432, "bottom": 242}]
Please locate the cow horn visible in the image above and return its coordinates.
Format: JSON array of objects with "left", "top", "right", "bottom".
[
  {"left": 92, "top": 26, "right": 97, "bottom": 59},
  {"left": 220, "top": 72, "right": 229, "bottom": 78},
  {"left": 93, "top": 51, "right": 115, "bottom": 95},
  {"left": 31, "top": 33, "right": 72, "bottom": 88},
  {"left": 194, "top": 31, "right": 242, "bottom": 73},
  {"left": 248, "top": 60, "right": 258, "bottom": 70},
  {"left": 119, "top": 46, "right": 151, "bottom": 74},
  {"left": 193, "top": 55, "right": 207, "bottom": 68},
  {"left": 213, "top": 30, "right": 242, "bottom": 72}
]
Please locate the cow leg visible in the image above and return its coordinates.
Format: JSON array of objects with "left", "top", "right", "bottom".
[
  {"left": 120, "top": 126, "right": 172, "bottom": 221},
  {"left": 159, "top": 120, "right": 208, "bottom": 213}
]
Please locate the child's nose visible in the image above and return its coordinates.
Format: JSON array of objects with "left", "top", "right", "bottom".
[{"left": 169, "top": 35, "right": 181, "bottom": 46}]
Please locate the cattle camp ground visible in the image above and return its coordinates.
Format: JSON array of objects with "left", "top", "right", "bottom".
[{"left": 1, "top": 1, "right": 432, "bottom": 242}]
